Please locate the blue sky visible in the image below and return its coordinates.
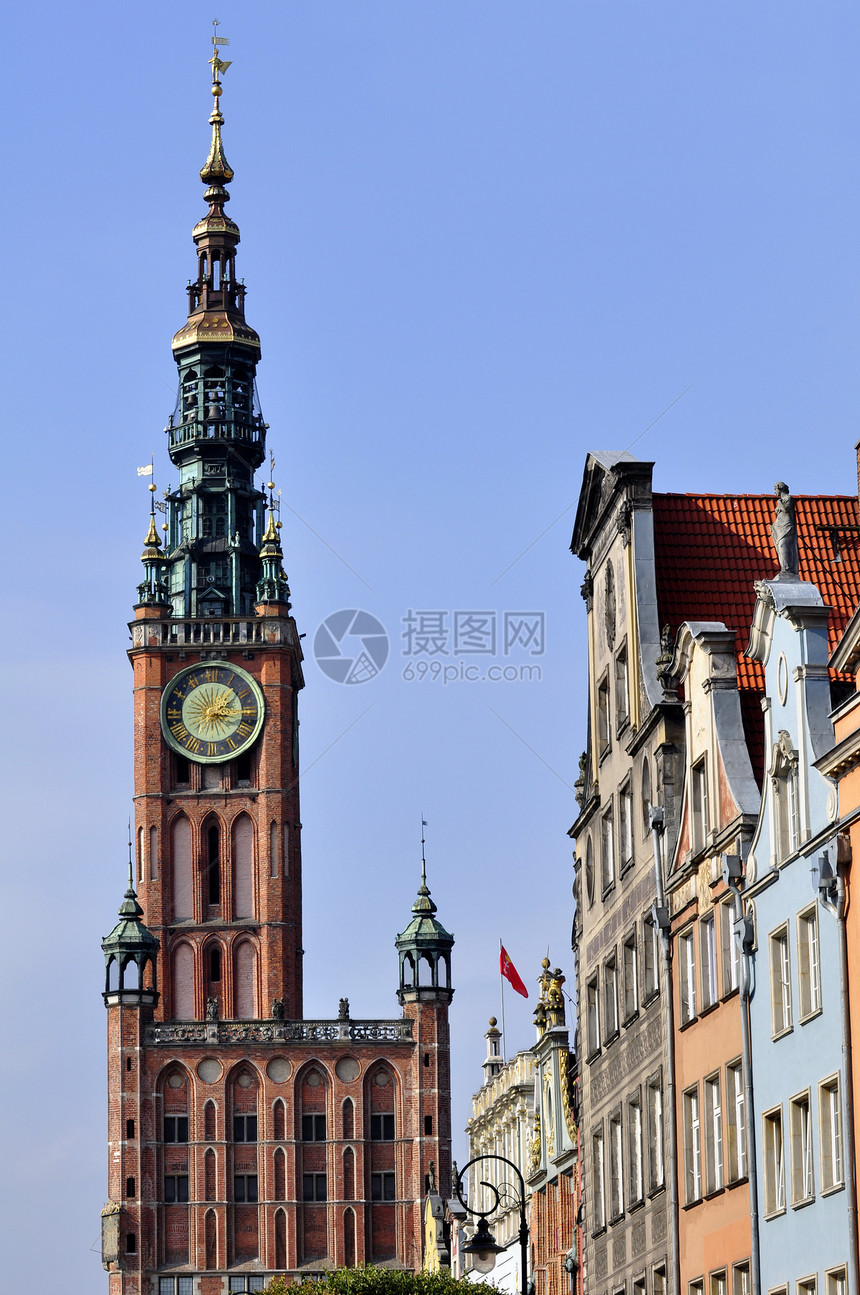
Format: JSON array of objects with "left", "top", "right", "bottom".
[{"left": 2, "top": 2, "right": 860, "bottom": 1288}]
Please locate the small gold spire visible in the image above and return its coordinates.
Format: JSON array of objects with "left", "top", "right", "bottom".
[
  {"left": 201, "top": 21, "right": 234, "bottom": 186},
  {"left": 261, "top": 511, "right": 279, "bottom": 545},
  {"left": 144, "top": 514, "right": 160, "bottom": 547}
]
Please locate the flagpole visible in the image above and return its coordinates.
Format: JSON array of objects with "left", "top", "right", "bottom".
[{"left": 499, "top": 937, "right": 507, "bottom": 1064}]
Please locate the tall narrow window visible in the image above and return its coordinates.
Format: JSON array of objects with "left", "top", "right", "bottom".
[
  {"left": 725, "top": 1060, "right": 747, "bottom": 1182},
  {"left": 269, "top": 821, "right": 278, "bottom": 879},
  {"left": 586, "top": 978, "right": 600, "bottom": 1056},
  {"left": 691, "top": 758, "right": 708, "bottom": 854},
  {"left": 710, "top": 1274, "right": 727, "bottom": 1295},
  {"left": 601, "top": 805, "right": 615, "bottom": 892},
  {"left": 647, "top": 1076, "right": 664, "bottom": 1192},
  {"left": 732, "top": 1264, "right": 751, "bottom": 1295},
  {"left": 173, "top": 943, "right": 195, "bottom": 1021},
  {"left": 620, "top": 782, "right": 633, "bottom": 873},
  {"left": 592, "top": 1129, "right": 606, "bottom": 1231},
  {"left": 825, "top": 1270, "right": 847, "bottom": 1295},
  {"left": 234, "top": 941, "right": 258, "bottom": 1019},
  {"left": 641, "top": 758, "right": 652, "bottom": 838},
  {"left": 683, "top": 1086, "right": 702, "bottom": 1203},
  {"left": 609, "top": 1110, "right": 623, "bottom": 1220},
  {"left": 770, "top": 926, "right": 792, "bottom": 1037},
  {"left": 763, "top": 1107, "right": 785, "bottom": 1215},
  {"left": 615, "top": 647, "right": 629, "bottom": 729},
  {"left": 704, "top": 1073, "right": 724, "bottom": 1194},
  {"left": 597, "top": 677, "right": 611, "bottom": 756},
  {"left": 207, "top": 822, "right": 221, "bottom": 906},
  {"left": 797, "top": 906, "right": 821, "bottom": 1020},
  {"left": 628, "top": 1093, "right": 643, "bottom": 1204},
  {"left": 789, "top": 1091, "right": 813, "bottom": 1204},
  {"left": 679, "top": 929, "right": 697, "bottom": 1024},
  {"left": 720, "top": 898, "right": 739, "bottom": 996},
  {"left": 819, "top": 1077, "right": 843, "bottom": 1191},
  {"left": 623, "top": 932, "right": 638, "bottom": 1021},
  {"left": 701, "top": 915, "right": 717, "bottom": 1012},
  {"left": 643, "top": 912, "right": 659, "bottom": 1001},
  {"left": 604, "top": 955, "right": 619, "bottom": 1041}
]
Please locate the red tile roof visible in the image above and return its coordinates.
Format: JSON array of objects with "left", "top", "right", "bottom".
[{"left": 652, "top": 493, "right": 860, "bottom": 782}]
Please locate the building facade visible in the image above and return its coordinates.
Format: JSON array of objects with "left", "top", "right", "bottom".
[
  {"left": 528, "top": 961, "right": 580, "bottom": 1295},
  {"left": 744, "top": 575, "right": 853, "bottom": 1294},
  {"left": 101, "top": 51, "right": 453, "bottom": 1294}
]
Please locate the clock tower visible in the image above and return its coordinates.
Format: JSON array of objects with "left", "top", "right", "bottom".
[{"left": 102, "top": 38, "right": 454, "bottom": 1294}]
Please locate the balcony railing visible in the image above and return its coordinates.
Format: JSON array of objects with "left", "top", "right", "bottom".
[
  {"left": 130, "top": 616, "right": 295, "bottom": 649},
  {"left": 144, "top": 1018, "right": 414, "bottom": 1046},
  {"left": 168, "top": 415, "right": 265, "bottom": 451}
]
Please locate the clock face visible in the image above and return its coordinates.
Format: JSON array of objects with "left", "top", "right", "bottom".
[{"left": 161, "top": 663, "right": 265, "bottom": 763}]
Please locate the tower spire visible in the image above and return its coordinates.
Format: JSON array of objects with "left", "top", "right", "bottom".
[{"left": 201, "top": 21, "right": 234, "bottom": 200}]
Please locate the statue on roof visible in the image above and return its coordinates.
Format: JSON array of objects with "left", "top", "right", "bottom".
[{"left": 771, "top": 482, "right": 799, "bottom": 578}]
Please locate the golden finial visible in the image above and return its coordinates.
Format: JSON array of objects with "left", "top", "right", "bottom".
[{"left": 201, "top": 20, "right": 234, "bottom": 187}]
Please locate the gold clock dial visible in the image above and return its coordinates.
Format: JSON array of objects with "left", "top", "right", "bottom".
[{"left": 160, "top": 663, "right": 265, "bottom": 763}]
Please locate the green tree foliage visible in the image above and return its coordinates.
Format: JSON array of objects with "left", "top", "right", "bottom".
[{"left": 261, "top": 1268, "right": 499, "bottom": 1294}]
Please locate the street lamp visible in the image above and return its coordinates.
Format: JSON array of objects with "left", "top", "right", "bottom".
[{"left": 455, "top": 1153, "right": 529, "bottom": 1293}]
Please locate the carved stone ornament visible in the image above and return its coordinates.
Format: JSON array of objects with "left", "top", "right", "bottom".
[
  {"left": 271, "top": 997, "right": 285, "bottom": 1020},
  {"left": 580, "top": 571, "right": 594, "bottom": 610},
  {"left": 205, "top": 996, "right": 219, "bottom": 1021},
  {"left": 616, "top": 501, "right": 632, "bottom": 548},
  {"left": 338, "top": 997, "right": 350, "bottom": 1020},
  {"left": 656, "top": 623, "right": 675, "bottom": 691},
  {"left": 574, "top": 751, "right": 588, "bottom": 809}
]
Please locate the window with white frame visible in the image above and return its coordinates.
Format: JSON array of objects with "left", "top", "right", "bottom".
[
  {"left": 609, "top": 1109, "right": 624, "bottom": 1219},
  {"left": 797, "top": 906, "right": 821, "bottom": 1020},
  {"left": 654, "top": 1268, "right": 667, "bottom": 1295},
  {"left": 647, "top": 1074, "right": 665, "bottom": 1193},
  {"left": 797, "top": 1279, "right": 816, "bottom": 1295},
  {"left": 586, "top": 977, "right": 601, "bottom": 1057},
  {"left": 620, "top": 781, "right": 634, "bottom": 872},
  {"left": 763, "top": 1106, "right": 786, "bottom": 1215},
  {"left": 643, "top": 911, "right": 659, "bottom": 1001},
  {"left": 825, "top": 1269, "right": 847, "bottom": 1295},
  {"left": 819, "top": 1076, "right": 843, "bottom": 1192},
  {"left": 592, "top": 1128, "right": 606, "bottom": 1232},
  {"left": 721, "top": 897, "right": 740, "bottom": 996},
  {"left": 604, "top": 954, "right": 619, "bottom": 1040},
  {"left": 623, "top": 931, "right": 638, "bottom": 1021},
  {"left": 710, "top": 1272, "right": 728, "bottom": 1295},
  {"left": 789, "top": 1091, "right": 814, "bottom": 1205},
  {"left": 601, "top": 804, "right": 615, "bottom": 892},
  {"left": 773, "top": 733, "right": 800, "bottom": 861},
  {"left": 683, "top": 1085, "right": 702, "bottom": 1204},
  {"left": 704, "top": 1073, "right": 724, "bottom": 1195},
  {"left": 160, "top": 1280, "right": 196, "bottom": 1295},
  {"left": 679, "top": 928, "right": 697, "bottom": 1024},
  {"left": 725, "top": 1059, "right": 747, "bottom": 1182},
  {"left": 691, "top": 757, "right": 709, "bottom": 853},
  {"left": 628, "top": 1092, "right": 644, "bottom": 1204},
  {"left": 769, "top": 925, "right": 792, "bottom": 1037},
  {"left": 690, "top": 1279, "right": 704, "bottom": 1295},
  {"left": 732, "top": 1263, "right": 751, "bottom": 1295},
  {"left": 701, "top": 914, "right": 717, "bottom": 1012}
]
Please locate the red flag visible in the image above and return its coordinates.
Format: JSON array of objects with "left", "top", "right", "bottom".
[{"left": 500, "top": 945, "right": 529, "bottom": 998}]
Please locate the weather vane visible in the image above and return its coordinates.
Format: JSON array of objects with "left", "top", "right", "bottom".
[{"left": 210, "top": 18, "right": 232, "bottom": 85}]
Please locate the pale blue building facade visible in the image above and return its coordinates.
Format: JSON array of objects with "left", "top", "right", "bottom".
[{"left": 744, "top": 576, "right": 852, "bottom": 1295}]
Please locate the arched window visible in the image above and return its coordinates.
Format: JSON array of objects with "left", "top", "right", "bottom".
[
  {"left": 205, "top": 1209, "right": 217, "bottom": 1269},
  {"left": 343, "top": 1207, "right": 356, "bottom": 1268},
  {"left": 204, "top": 819, "right": 221, "bottom": 908},
  {"left": 204, "top": 1101, "right": 216, "bottom": 1141},
  {"left": 232, "top": 814, "right": 255, "bottom": 919},
  {"left": 274, "top": 1099, "right": 286, "bottom": 1142},
  {"left": 275, "top": 1208, "right": 287, "bottom": 1270},
  {"left": 137, "top": 827, "right": 144, "bottom": 883},
  {"left": 230, "top": 1067, "right": 260, "bottom": 1261},
  {"left": 205, "top": 943, "right": 222, "bottom": 1012},
  {"left": 234, "top": 941, "right": 258, "bottom": 1019},
  {"left": 299, "top": 1067, "right": 330, "bottom": 1263},
  {"left": 204, "top": 1148, "right": 216, "bottom": 1201},
  {"left": 149, "top": 825, "right": 158, "bottom": 882},
  {"left": 173, "top": 943, "right": 195, "bottom": 1021},
  {"left": 269, "top": 821, "right": 278, "bottom": 879},
  {"left": 364, "top": 1065, "right": 397, "bottom": 1260},
  {"left": 171, "top": 815, "right": 192, "bottom": 921},
  {"left": 342, "top": 1098, "right": 354, "bottom": 1140},
  {"left": 343, "top": 1147, "right": 355, "bottom": 1201},
  {"left": 161, "top": 1067, "right": 191, "bottom": 1264},
  {"left": 274, "top": 1147, "right": 286, "bottom": 1200}
]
